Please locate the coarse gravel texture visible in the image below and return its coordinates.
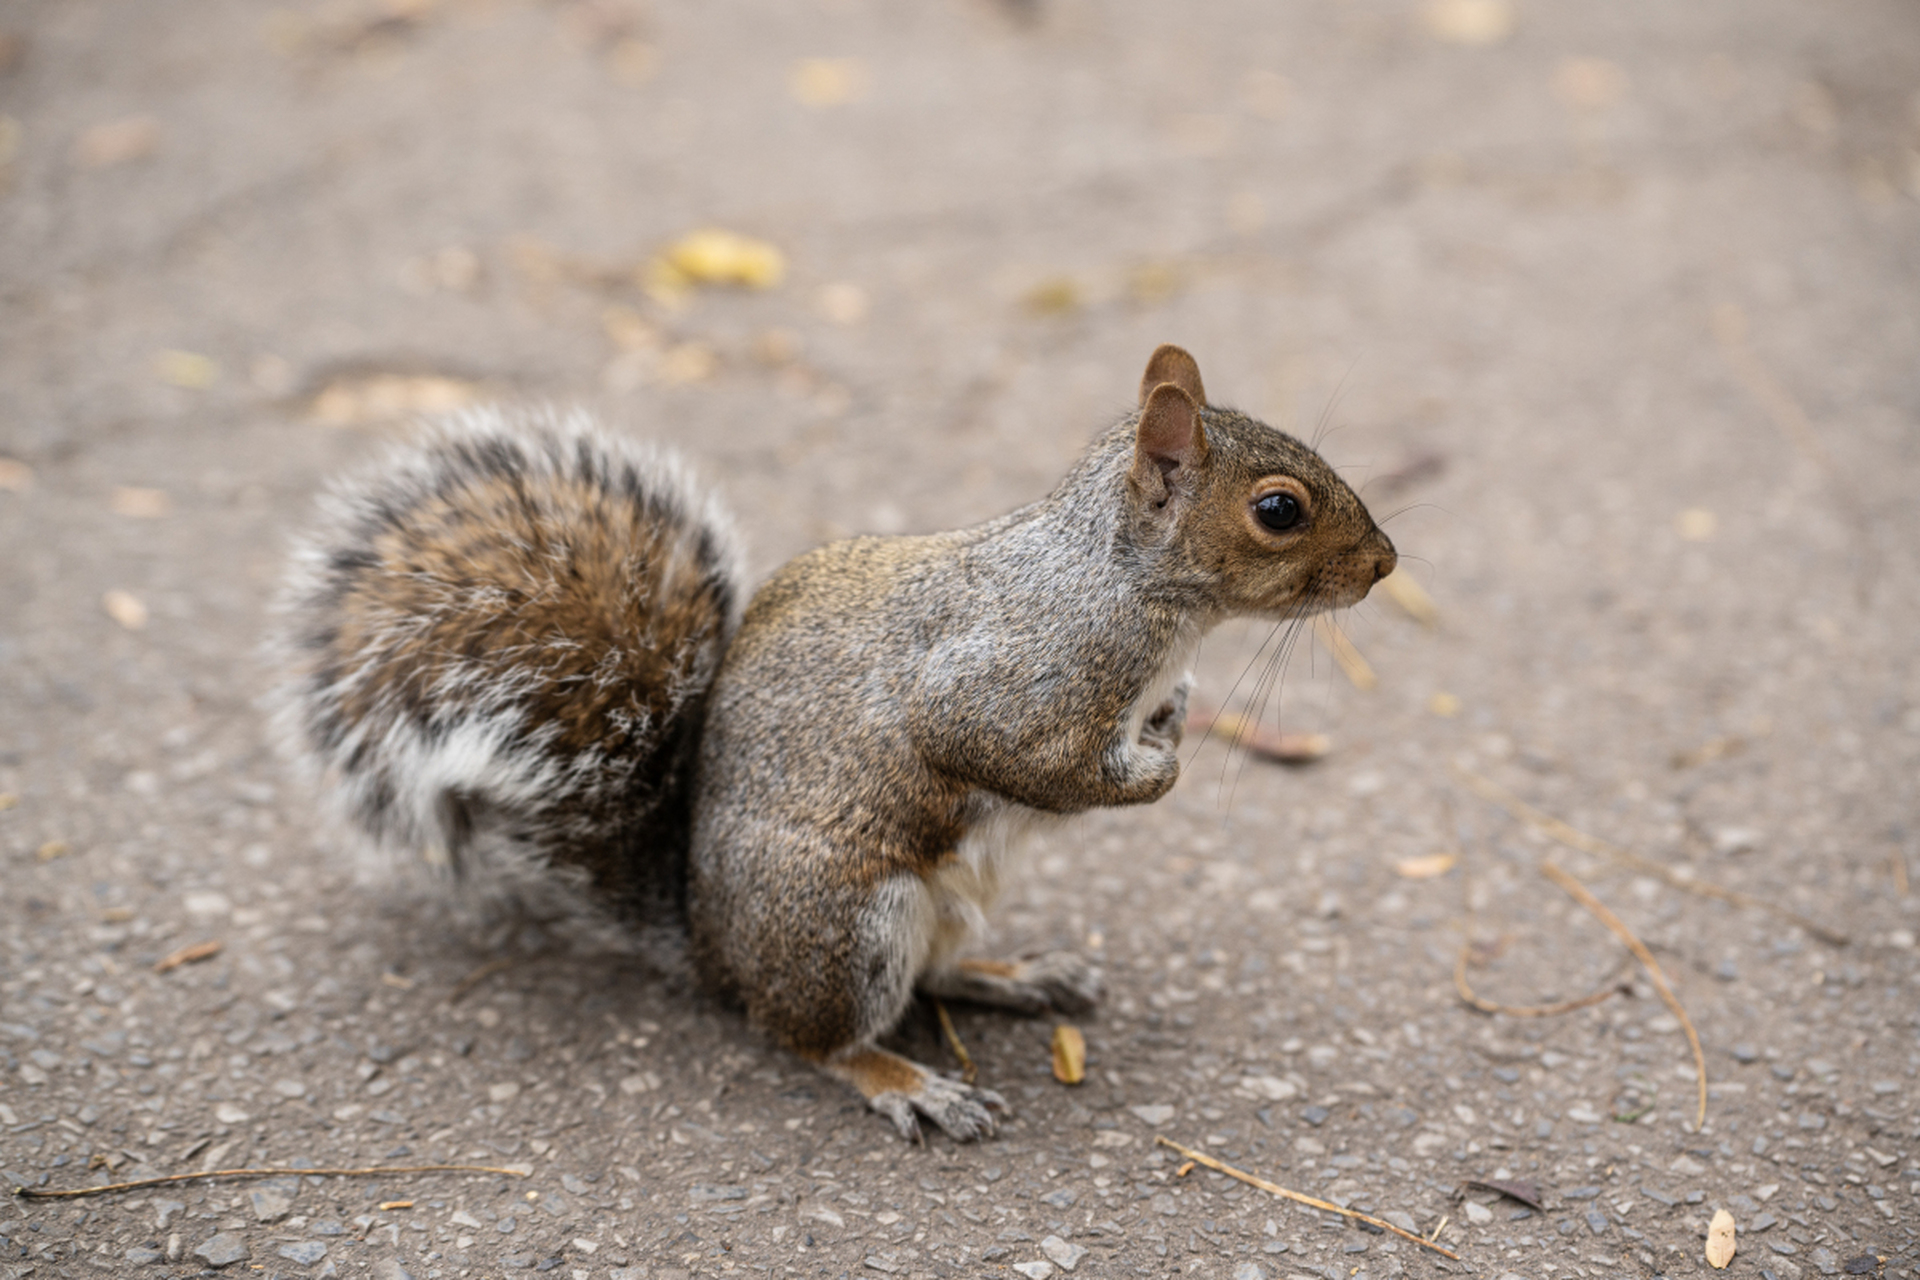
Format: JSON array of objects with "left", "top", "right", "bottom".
[{"left": 3, "top": 1, "right": 1919, "bottom": 1279}]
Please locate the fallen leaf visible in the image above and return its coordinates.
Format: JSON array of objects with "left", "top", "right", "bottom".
[
  {"left": 1705, "top": 1208, "right": 1736, "bottom": 1269},
  {"left": 660, "top": 229, "right": 785, "bottom": 289},
  {"left": 1422, "top": 0, "right": 1514, "bottom": 46},
  {"left": 790, "top": 57, "right": 867, "bottom": 107},
  {"left": 1189, "top": 707, "right": 1331, "bottom": 764},
  {"left": 0, "top": 792, "right": 17, "bottom": 811},
  {"left": 1051, "top": 1024, "right": 1086, "bottom": 1085},
  {"left": 153, "top": 350, "right": 218, "bottom": 389},
  {"left": 110, "top": 486, "right": 170, "bottom": 518},
  {"left": 1024, "top": 277, "right": 1080, "bottom": 316},
  {"left": 0, "top": 457, "right": 31, "bottom": 492},
  {"left": 34, "top": 839, "right": 70, "bottom": 862},
  {"left": 1380, "top": 568, "right": 1438, "bottom": 626},
  {"left": 72, "top": 115, "right": 161, "bottom": 168},
  {"left": 102, "top": 590, "right": 148, "bottom": 630},
  {"left": 1395, "top": 853, "right": 1458, "bottom": 880},
  {"left": 154, "top": 939, "right": 223, "bottom": 973},
  {"left": 1427, "top": 692, "right": 1462, "bottom": 717},
  {"left": 1461, "top": 1178, "right": 1543, "bottom": 1212}
]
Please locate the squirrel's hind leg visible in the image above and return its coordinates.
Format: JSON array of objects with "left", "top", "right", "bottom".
[
  {"left": 821, "top": 1046, "right": 1006, "bottom": 1143},
  {"left": 917, "top": 953, "right": 1104, "bottom": 1016}
]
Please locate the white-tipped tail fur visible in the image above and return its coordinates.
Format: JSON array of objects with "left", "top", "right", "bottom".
[{"left": 269, "top": 406, "right": 744, "bottom": 953}]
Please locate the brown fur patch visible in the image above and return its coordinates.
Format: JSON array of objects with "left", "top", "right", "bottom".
[{"left": 825, "top": 1047, "right": 928, "bottom": 1098}]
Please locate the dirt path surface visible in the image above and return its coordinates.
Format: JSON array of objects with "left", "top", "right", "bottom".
[{"left": 4, "top": 2, "right": 1919, "bottom": 1278}]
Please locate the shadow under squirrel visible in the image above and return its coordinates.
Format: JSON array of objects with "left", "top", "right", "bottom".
[{"left": 274, "top": 345, "right": 1397, "bottom": 1140}]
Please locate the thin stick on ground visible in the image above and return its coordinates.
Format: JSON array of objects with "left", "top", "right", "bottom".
[
  {"left": 932, "top": 1000, "right": 977, "bottom": 1085},
  {"left": 1453, "top": 766, "right": 1848, "bottom": 946},
  {"left": 1453, "top": 944, "right": 1626, "bottom": 1018},
  {"left": 446, "top": 952, "right": 544, "bottom": 1005},
  {"left": 13, "top": 1163, "right": 530, "bottom": 1201},
  {"left": 1154, "top": 1138, "right": 1460, "bottom": 1261},
  {"left": 1541, "top": 861, "right": 1709, "bottom": 1130}
]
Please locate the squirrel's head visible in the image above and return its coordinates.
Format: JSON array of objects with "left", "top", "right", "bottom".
[{"left": 1126, "top": 344, "right": 1397, "bottom": 619}]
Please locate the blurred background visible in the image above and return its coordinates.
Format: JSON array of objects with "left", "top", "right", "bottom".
[{"left": 1, "top": 1, "right": 1918, "bottom": 1273}]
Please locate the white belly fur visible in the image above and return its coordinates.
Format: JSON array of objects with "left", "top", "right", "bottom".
[{"left": 918, "top": 800, "right": 1061, "bottom": 976}]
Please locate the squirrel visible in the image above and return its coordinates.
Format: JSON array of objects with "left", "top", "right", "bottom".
[{"left": 273, "top": 345, "right": 1397, "bottom": 1141}]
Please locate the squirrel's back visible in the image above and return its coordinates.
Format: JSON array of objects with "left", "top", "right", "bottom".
[{"left": 272, "top": 407, "right": 743, "bottom": 937}]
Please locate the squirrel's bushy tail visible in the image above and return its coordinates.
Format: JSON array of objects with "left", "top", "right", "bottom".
[{"left": 271, "top": 407, "right": 744, "bottom": 944}]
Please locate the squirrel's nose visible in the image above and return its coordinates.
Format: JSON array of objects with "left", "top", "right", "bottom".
[{"left": 1370, "top": 529, "right": 1397, "bottom": 583}]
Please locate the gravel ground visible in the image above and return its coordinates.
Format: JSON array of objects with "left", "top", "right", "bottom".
[{"left": 3, "top": 2, "right": 1919, "bottom": 1279}]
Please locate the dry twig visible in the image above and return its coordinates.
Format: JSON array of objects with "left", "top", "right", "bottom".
[
  {"left": 1541, "top": 861, "right": 1708, "bottom": 1129},
  {"left": 1153, "top": 1138, "right": 1460, "bottom": 1261},
  {"left": 933, "top": 1000, "right": 977, "bottom": 1085},
  {"left": 1453, "top": 944, "right": 1626, "bottom": 1018},
  {"left": 446, "top": 952, "right": 544, "bottom": 1005},
  {"left": 1452, "top": 766, "right": 1848, "bottom": 946},
  {"left": 1312, "top": 617, "right": 1377, "bottom": 690},
  {"left": 152, "top": 940, "right": 222, "bottom": 973},
  {"left": 13, "top": 1163, "right": 529, "bottom": 1201}
]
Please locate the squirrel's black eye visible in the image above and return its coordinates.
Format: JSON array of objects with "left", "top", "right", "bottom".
[{"left": 1254, "top": 492, "right": 1302, "bottom": 532}]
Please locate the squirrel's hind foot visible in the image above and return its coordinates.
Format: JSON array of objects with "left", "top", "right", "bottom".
[
  {"left": 918, "top": 951, "right": 1104, "bottom": 1017},
  {"left": 824, "top": 1047, "right": 1006, "bottom": 1143}
]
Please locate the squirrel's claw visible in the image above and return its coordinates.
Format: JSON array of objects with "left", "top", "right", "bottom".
[{"left": 868, "top": 1076, "right": 1005, "bottom": 1143}]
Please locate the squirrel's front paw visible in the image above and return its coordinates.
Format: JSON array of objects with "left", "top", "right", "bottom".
[
  {"left": 920, "top": 951, "right": 1104, "bottom": 1016},
  {"left": 1141, "top": 678, "right": 1193, "bottom": 749},
  {"left": 869, "top": 1075, "right": 1008, "bottom": 1144}
]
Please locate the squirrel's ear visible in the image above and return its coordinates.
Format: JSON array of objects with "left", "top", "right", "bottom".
[
  {"left": 1139, "top": 344, "right": 1207, "bottom": 409},
  {"left": 1132, "top": 382, "right": 1208, "bottom": 505}
]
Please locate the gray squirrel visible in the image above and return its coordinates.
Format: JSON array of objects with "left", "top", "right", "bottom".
[{"left": 274, "top": 345, "right": 1397, "bottom": 1141}]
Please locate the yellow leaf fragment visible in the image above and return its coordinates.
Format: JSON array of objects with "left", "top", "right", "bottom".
[
  {"left": 1422, "top": 0, "right": 1514, "bottom": 46},
  {"left": 1428, "top": 692, "right": 1462, "bottom": 717},
  {"left": 1380, "top": 568, "right": 1438, "bottom": 626},
  {"left": 660, "top": 229, "right": 785, "bottom": 290},
  {"left": 111, "top": 486, "right": 171, "bottom": 518},
  {"left": 1705, "top": 1209, "right": 1736, "bottom": 1269},
  {"left": 1024, "top": 277, "right": 1081, "bottom": 316},
  {"left": 1312, "top": 617, "right": 1377, "bottom": 690},
  {"left": 1051, "top": 1024, "right": 1086, "bottom": 1085},
  {"left": 0, "top": 792, "right": 18, "bottom": 811},
  {"left": 1395, "top": 853, "right": 1458, "bottom": 880},
  {"left": 154, "top": 350, "right": 219, "bottom": 389},
  {"left": 102, "top": 590, "right": 148, "bottom": 630},
  {"left": 35, "top": 840, "right": 71, "bottom": 862}
]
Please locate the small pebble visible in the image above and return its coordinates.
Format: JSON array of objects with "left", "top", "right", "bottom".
[
  {"left": 192, "top": 1233, "right": 249, "bottom": 1269},
  {"left": 1039, "top": 1236, "right": 1086, "bottom": 1272},
  {"left": 1300, "top": 1106, "right": 1330, "bottom": 1127}
]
